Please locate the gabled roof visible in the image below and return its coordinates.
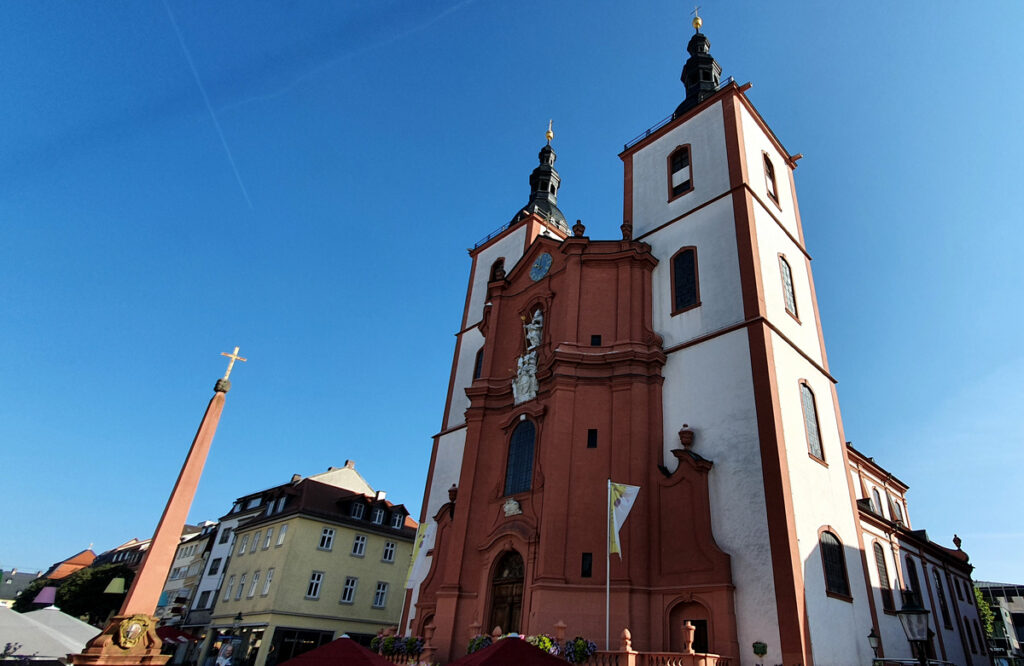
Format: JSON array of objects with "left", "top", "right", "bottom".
[
  {"left": 0, "top": 570, "right": 41, "bottom": 602},
  {"left": 41, "top": 549, "right": 95, "bottom": 580}
]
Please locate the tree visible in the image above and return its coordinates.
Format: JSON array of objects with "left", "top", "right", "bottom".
[
  {"left": 54, "top": 564, "right": 135, "bottom": 626},
  {"left": 974, "top": 586, "right": 995, "bottom": 637}
]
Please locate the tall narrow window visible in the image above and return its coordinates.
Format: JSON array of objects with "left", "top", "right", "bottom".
[
  {"left": 954, "top": 577, "right": 964, "bottom": 601},
  {"left": 891, "top": 498, "right": 905, "bottom": 524},
  {"left": 779, "top": 255, "right": 797, "bottom": 318},
  {"left": 391, "top": 512, "right": 403, "bottom": 529},
  {"left": 801, "top": 383, "right": 824, "bottom": 461},
  {"left": 587, "top": 429, "right": 598, "bottom": 449},
  {"left": 874, "top": 543, "right": 894, "bottom": 611},
  {"left": 973, "top": 619, "right": 986, "bottom": 654},
  {"left": 489, "top": 258, "right": 505, "bottom": 281},
  {"left": 250, "top": 531, "right": 261, "bottom": 553},
  {"left": 306, "top": 572, "right": 323, "bottom": 599},
  {"left": 263, "top": 528, "right": 273, "bottom": 549},
  {"left": 671, "top": 247, "right": 700, "bottom": 314},
  {"left": 871, "top": 488, "right": 883, "bottom": 516},
  {"left": 581, "top": 553, "right": 593, "bottom": 578},
  {"left": 373, "top": 582, "right": 389, "bottom": 608},
  {"left": 352, "top": 535, "right": 367, "bottom": 557},
  {"left": 933, "top": 569, "right": 952, "bottom": 628},
  {"left": 473, "top": 347, "right": 485, "bottom": 380},
  {"left": 819, "top": 530, "right": 850, "bottom": 598},
  {"left": 764, "top": 153, "right": 778, "bottom": 203},
  {"left": 235, "top": 574, "right": 246, "bottom": 600},
  {"left": 223, "top": 575, "right": 235, "bottom": 602},
  {"left": 382, "top": 541, "right": 396, "bottom": 563},
  {"left": 276, "top": 524, "right": 288, "bottom": 546},
  {"left": 262, "top": 568, "right": 274, "bottom": 595},
  {"left": 237, "top": 535, "right": 249, "bottom": 555},
  {"left": 504, "top": 420, "right": 536, "bottom": 496},
  {"left": 319, "top": 528, "right": 335, "bottom": 551},
  {"left": 965, "top": 616, "right": 977, "bottom": 653},
  {"left": 668, "top": 145, "right": 693, "bottom": 199},
  {"left": 905, "top": 556, "right": 921, "bottom": 600},
  {"left": 248, "top": 571, "right": 261, "bottom": 598},
  {"left": 372, "top": 508, "right": 385, "bottom": 525},
  {"left": 341, "top": 577, "right": 357, "bottom": 604}
]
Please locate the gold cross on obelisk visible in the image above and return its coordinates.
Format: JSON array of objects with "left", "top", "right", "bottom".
[{"left": 220, "top": 346, "right": 247, "bottom": 380}]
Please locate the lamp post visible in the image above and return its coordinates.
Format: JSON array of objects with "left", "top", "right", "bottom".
[
  {"left": 867, "top": 627, "right": 880, "bottom": 660},
  {"left": 896, "top": 593, "right": 931, "bottom": 666},
  {"left": 232, "top": 613, "right": 243, "bottom": 635}
]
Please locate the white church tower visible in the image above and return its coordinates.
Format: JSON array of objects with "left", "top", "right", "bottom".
[{"left": 620, "top": 16, "right": 873, "bottom": 665}]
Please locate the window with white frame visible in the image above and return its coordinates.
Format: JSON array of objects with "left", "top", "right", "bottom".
[
  {"left": 248, "top": 571, "right": 261, "bottom": 598},
  {"left": 383, "top": 541, "right": 396, "bottom": 563},
  {"left": 340, "top": 577, "right": 357, "bottom": 604},
  {"left": 390, "top": 513, "right": 403, "bottom": 529},
  {"left": 276, "top": 497, "right": 286, "bottom": 513},
  {"left": 250, "top": 531, "right": 261, "bottom": 553},
  {"left": 246, "top": 498, "right": 261, "bottom": 509},
  {"left": 237, "top": 535, "right": 249, "bottom": 555},
  {"left": 319, "top": 527, "right": 335, "bottom": 551},
  {"left": 235, "top": 574, "right": 246, "bottom": 600},
  {"left": 351, "top": 503, "right": 365, "bottom": 519},
  {"left": 277, "top": 524, "right": 288, "bottom": 546},
  {"left": 223, "top": 575, "right": 235, "bottom": 601},
  {"left": 352, "top": 535, "right": 366, "bottom": 557},
  {"left": 373, "top": 582, "right": 389, "bottom": 608},
  {"left": 263, "top": 528, "right": 273, "bottom": 549},
  {"left": 371, "top": 508, "right": 384, "bottom": 525},
  {"left": 262, "top": 568, "right": 274, "bottom": 595},
  {"left": 306, "top": 571, "right": 323, "bottom": 599}
]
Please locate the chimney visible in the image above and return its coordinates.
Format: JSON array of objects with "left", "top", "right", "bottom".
[
  {"left": 344, "top": 460, "right": 356, "bottom": 469},
  {"left": 376, "top": 490, "right": 386, "bottom": 501},
  {"left": 290, "top": 474, "right": 301, "bottom": 483}
]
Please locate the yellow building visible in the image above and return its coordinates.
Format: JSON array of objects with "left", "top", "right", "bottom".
[{"left": 205, "top": 478, "right": 417, "bottom": 666}]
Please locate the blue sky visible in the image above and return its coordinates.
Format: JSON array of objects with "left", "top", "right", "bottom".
[{"left": 2, "top": 2, "right": 1022, "bottom": 585}]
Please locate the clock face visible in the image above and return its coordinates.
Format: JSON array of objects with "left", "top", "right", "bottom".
[{"left": 529, "top": 252, "right": 552, "bottom": 281}]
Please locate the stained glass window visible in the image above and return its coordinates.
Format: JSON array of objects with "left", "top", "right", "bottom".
[
  {"left": 801, "top": 384, "right": 823, "bottom": 460},
  {"left": 504, "top": 421, "right": 536, "bottom": 496}
]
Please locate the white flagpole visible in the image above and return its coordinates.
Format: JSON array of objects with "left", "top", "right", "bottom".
[{"left": 606, "top": 478, "right": 611, "bottom": 651}]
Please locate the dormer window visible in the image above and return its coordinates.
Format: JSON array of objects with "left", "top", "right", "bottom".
[
  {"left": 372, "top": 508, "right": 385, "bottom": 525},
  {"left": 390, "top": 513, "right": 403, "bottom": 529},
  {"left": 668, "top": 145, "right": 693, "bottom": 199},
  {"left": 351, "top": 503, "right": 365, "bottom": 520}
]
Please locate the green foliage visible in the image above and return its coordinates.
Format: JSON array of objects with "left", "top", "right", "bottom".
[
  {"left": 10, "top": 578, "right": 50, "bottom": 613},
  {"left": 974, "top": 586, "right": 995, "bottom": 636},
  {"left": 54, "top": 564, "right": 135, "bottom": 625},
  {"left": 466, "top": 634, "right": 492, "bottom": 654}
]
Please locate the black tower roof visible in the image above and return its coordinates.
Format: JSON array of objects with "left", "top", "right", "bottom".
[
  {"left": 673, "top": 17, "right": 723, "bottom": 118},
  {"left": 511, "top": 139, "right": 568, "bottom": 232}
]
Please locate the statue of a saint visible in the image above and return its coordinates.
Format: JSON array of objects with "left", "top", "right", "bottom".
[
  {"left": 512, "top": 351, "right": 538, "bottom": 404},
  {"left": 524, "top": 309, "right": 543, "bottom": 350}
]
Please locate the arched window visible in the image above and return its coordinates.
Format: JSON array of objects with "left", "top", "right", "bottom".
[
  {"left": 667, "top": 145, "right": 693, "bottom": 199},
  {"left": 933, "top": 569, "right": 952, "bottom": 628},
  {"left": 871, "top": 488, "right": 883, "bottom": 516},
  {"left": 473, "top": 347, "right": 485, "bottom": 380},
  {"left": 779, "top": 255, "right": 797, "bottom": 317},
  {"left": 819, "top": 530, "right": 850, "bottom": 598},
  {"left": 671, "top": 247, "right": 700, "bottom": 314},
  {"left": 905, "top": 556, "right": 921, "bottom": 601},
  {"left": 764, "top": 153, "right": 778, "bottom": 203},
  {"left": 874, "top": 543, "right": 894, "bottom": 611},
  {"left": 504, "top": 420, "right": 536, "bottom": 496},
  {"left": 891, "top": 497, "right": 905, "bottom": 524},
  {"left": 800, "top": 383, "right": 823, "bottom": 461},
  {"left": 489, "top": 258, "right": 505, "bottom": 282}
]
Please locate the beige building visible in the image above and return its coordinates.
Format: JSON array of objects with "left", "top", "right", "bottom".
[{"left": 202, "top": 477, "right": 417, "bottom": 666}]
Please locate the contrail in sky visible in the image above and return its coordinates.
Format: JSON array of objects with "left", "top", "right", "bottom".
[{"left": 161, "top": 0, "right": 254, "bottom": 210}]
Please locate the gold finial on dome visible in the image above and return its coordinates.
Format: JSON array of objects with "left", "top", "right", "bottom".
[
  {"left": 691, "top": 6, "right": 702, "bottom": 32},
  {"left": 546, "top": 119, "right": 554, "bottom": 145}
]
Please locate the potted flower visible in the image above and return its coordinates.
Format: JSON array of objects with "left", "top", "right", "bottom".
[{"left": 563, "top": 637, "right": 597, "bottom": 664}]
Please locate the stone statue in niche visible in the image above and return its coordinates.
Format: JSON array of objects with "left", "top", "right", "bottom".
[
  {"left": 512, "top": 351, "right": 538, "bottom": 404},
  {"left": 524, "top": 309, "right": 543, "bottom": 350}
]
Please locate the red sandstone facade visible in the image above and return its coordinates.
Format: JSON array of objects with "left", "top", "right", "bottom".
[{"left": 411, "top": 222, "right": 738, "bottom": 662}]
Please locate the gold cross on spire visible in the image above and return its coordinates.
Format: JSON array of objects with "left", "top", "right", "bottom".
[
  {"left": 546, "top": 119, "right": 554, "bottom": 145},
  {"left": 220, "top": 346, "right": 247, "bottom": 380},
  {"left": 691, "top": 5, "right": 703, "bottom": 31}
]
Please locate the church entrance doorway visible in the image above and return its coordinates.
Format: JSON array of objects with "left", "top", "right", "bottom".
[{"left": 488, "top": 550, "right": 524, "bottom": 634}]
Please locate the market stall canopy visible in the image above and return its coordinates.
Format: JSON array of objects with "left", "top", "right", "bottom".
[
  {"left": 23, "top": 606, "right": 101, "bottom": 645},
  {"left": 277, "top": 636, "right": 395, "bottom": 666},
  {"left": 447, "top": 637, "right": 567, "bottom": 666}
]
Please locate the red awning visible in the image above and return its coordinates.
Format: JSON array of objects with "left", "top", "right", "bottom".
[
  {"left": 448, "top": 637, "right": 568, "bottom": 665},
  {"left": 278, "top": 637, "right": 394, "bottom": 666},
  {"left": 157, "top": 626, "right": 199, "bottom": 644}
]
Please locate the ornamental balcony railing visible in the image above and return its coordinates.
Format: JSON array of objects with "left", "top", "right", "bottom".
[{"left": 622, "top": 77, "right": 736, "bottom": 151}]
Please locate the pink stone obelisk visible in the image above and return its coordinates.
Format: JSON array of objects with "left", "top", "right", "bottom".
[{"left": 71, "top": 348, "right": 246, "bottom": 666}]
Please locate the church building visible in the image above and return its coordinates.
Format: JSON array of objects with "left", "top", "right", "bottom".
[{"left": 403, "top": 18, "right": 986, "bottom": 666}]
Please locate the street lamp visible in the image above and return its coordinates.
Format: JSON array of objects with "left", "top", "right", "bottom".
[
  {"left": 896, "top": 593, "right": 930, "bottom": 666},
  {"left": 867, "top": 627, "right": 880, "bottom": 659},
  {"left": 232, "top": 612, "right": 243, "bottom": 633}
]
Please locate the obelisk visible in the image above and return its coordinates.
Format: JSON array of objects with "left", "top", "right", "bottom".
[{"left": 71, "top": 348, "right": 246, "bottom": 666}]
